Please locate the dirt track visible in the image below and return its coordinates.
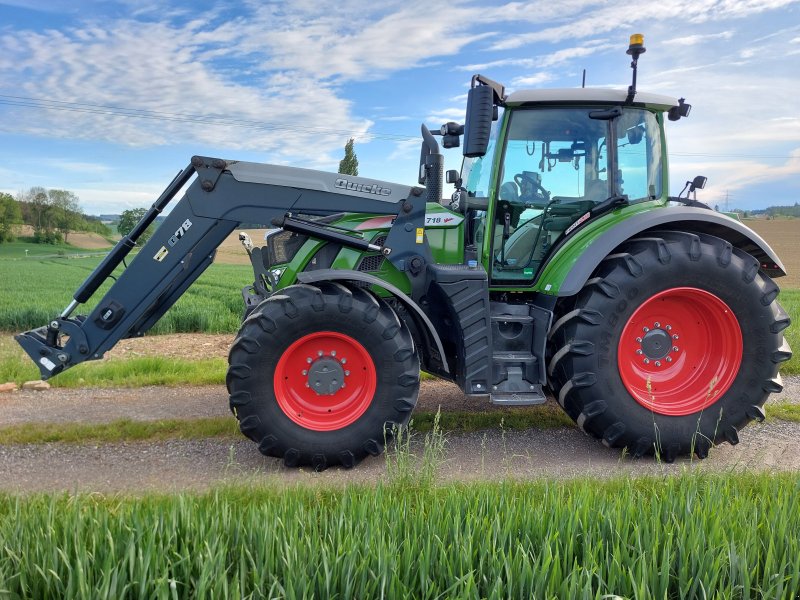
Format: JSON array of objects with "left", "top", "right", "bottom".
[{"left": 1, "top": 377, "right": 799, "bottom": 493}]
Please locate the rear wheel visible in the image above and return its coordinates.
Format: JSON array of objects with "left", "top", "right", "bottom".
[
  {"left": 227, "top": 282, "right": 419, "bottom": 469},
  {"left": 548, "top": 231, "right": 791, "bottom": 461}
]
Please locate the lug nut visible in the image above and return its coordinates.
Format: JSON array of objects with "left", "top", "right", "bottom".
[
  {"left": 636, "top": 337, "right": 642, "bottom": 343},
  {"left": 655, "top": 361, "right": 661, "bottom": 367},
  {"left": 643, "top": 327, "right": 650, "bottom": 332},
  {"left": 666, "top": 357, "right": 672, "bottom": 362},
  {"left": 302, "top": 370, "right": 308, "bottom": 375},
  {"left": 672, "top": 334, "right": 679, "bottom": 340},
  {"left": 306, "top": 357, "right": 312, "bottom": 363},
  {"left": 331, "top": 350, "right": 337, "bottom": 356},
  {"left": 636, "top": 349, "right": 643, "bottom": 355},
  {"left": 644, "top": 358, "right": 650, "bottom": 364},
  {"left": 654, "top": 321, "right": 660, "bottom": 328},
  {"left": 666, "top": 325, "right": 672, "bottom": 330},
  {"left": 341, "top": 358, "right": 347, "bottom": 364},
  {"left": 318, "top": 350, "right": 323, "bottom": 357},
  {"left": 673, "top": 346, "right": 679, "bottom": 352},
  {"left": 345, "top": 370, "right": 350, "bottom": 376}
]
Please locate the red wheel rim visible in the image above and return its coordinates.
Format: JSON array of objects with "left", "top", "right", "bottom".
[
  {"left": 617, "top": 287, "right": 742, "bottom": 416},
  {"left": 274, "top": 331, "right": 376, "bottom": 431}
]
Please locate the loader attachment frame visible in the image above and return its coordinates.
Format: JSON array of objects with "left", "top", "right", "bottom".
[{"left": 16, "top": 156, "right": 432, "bottom": 379}]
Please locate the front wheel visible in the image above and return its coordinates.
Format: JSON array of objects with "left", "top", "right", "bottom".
[
  {"left": 548, "top": 231, "right": 791, "bottom": 461},
  {"left": 227, "top": 282, "right": 420, "bottom": 469}
]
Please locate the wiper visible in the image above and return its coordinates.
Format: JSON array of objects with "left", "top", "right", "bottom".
[{"left": 590, "top": 195, "right": 628, "bottom": 218}]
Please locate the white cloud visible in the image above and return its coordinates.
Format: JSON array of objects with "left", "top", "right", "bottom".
[
  {"left": 0, "top": 16, "right": 373, "bottom": 164},
  {"left": 426, "top": 109, "right": 468, "bottom": 124},
  {"left": 664, "top": 30, "right": 735, "bottom": 45},
  {"left": 41, "top": 160, "right": 112, "bottom": 175},
  {"left": 489, "top": 0, "right": 800, "bottom": 49},
  {"left": 509, "top": 72, "right": 555, "bottom": 88}
]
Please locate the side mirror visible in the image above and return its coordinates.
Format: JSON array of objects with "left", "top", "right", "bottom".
[
  {"left": 463, "top": 85, "right": 494, "bottom": 158},
  {"left": 445, "top": 169, "right": 460, "bottom": 185},
  {"left": 689, "top": 175, "right": 707, "bottom": 192},
  {"left": 627, "top": 125, "right": 645, "bottom": 145}
]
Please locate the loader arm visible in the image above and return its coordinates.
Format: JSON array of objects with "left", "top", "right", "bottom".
[{"left": 16, "top": 156, "right": 430, "bottom": 379}]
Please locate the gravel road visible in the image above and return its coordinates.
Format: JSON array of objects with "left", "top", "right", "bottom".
[{"left": 1, "top": 376, "right": 798, "bottom": 493}]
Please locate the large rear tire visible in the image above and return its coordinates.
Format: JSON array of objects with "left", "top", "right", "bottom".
[
  {"left": 227, "top": 282, "right": 419, "bottom": 469},
  {"left": 548, "top": 231, "right": 791, "bottom": 461}
]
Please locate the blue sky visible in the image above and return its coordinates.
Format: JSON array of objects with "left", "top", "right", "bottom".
[{"left": 0, "top": 0, "right": 798, "bottom": 214}]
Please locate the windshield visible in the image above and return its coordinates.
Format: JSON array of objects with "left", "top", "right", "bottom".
[{"left": 490, "top": 106, "right": 663, "bottom": 283}]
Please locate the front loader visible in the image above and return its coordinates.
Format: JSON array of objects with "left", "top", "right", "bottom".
[{"left": 17, "top": 35, "right": 791, "bottom": 468}]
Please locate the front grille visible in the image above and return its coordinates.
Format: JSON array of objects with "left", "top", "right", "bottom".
[
  {"left": 357, "top": 254, "right": 385, "bottom": 272},
  {"left": 267, "top": 231, "right": 308, "bottom": 266}
]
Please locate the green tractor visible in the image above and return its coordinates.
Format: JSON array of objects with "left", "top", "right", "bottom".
[{"left": 17, "top": 35, "right": 791, "bottom": 469}]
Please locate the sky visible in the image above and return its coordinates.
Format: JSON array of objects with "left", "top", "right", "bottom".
[{"left": 0, "top": 0, "right": 798, "bottom": 215}]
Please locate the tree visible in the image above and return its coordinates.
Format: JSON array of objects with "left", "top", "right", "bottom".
[
  {"left": 338, "top": 138, "right": 359, "bottom": 176},
  {"left": 117, "top": 208, "right": 155, "bottom": 244},
  {"left": 49, "top": 189, "right": 81, "bottom": 244},
  {"left": 27, "top": 186, "right": 51, "bottom": 231},
  {"left": 0, "top": 193, "right": 22, "bottom": 243},
  {"left": 25, "top": 186, "right": 61, "bottom": 244}
]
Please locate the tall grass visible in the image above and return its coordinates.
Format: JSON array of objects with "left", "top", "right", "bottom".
[
  {"left": 0, "top": 473, "right": 798, "bottom": 598},
  {"left": 779, "top": 289, "right": 799, "bottom": 374}
]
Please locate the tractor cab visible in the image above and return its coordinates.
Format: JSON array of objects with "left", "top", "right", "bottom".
[{"left": 460, "top": 92, "right": 673, "bottom": 285}]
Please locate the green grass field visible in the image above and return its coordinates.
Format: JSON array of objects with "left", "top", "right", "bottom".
[
  {"left": 1, "top": 473, "right": 798, "bottom": 598},
  {"left": 0, "top": 238, "right": 109, "bottom": 259},
  {"left": 0, "top": 251, "right": 251, "bottom": 334}
]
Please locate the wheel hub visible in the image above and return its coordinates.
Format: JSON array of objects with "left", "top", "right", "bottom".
[
  {"left": 306, "top": 356, "right": 347, "bottom": 395},
  {"left": 639, "top": 327, "right": 676, "bottom": 362}
]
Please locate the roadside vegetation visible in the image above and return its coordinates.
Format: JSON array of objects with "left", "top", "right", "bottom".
[
  {"left": 0, "top": 406, "right": 579, "bottom": 445},
  {"left": 1, "top": 473, "right": 798, "bottom": 598}
]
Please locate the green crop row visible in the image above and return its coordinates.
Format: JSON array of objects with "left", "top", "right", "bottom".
[{"left": 1, "top": 473, "right": 798, "bottom": 599}]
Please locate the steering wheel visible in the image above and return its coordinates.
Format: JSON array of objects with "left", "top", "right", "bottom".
[{"left": 514, "top": 172, "right": 550, "bottom": 205}]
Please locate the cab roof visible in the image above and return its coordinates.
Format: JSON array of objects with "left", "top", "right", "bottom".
[{"left": 505, "top": 88, "right": 678, "bottom": 111}]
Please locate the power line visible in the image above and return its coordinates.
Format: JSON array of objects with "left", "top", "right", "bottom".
[
  {"left": 0, "top": 93, "right": 420, "bottom": 143},
  {"left": 671, "top": 151, "right": 795, "bottom": 160}
]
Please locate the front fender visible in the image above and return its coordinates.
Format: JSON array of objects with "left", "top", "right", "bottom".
[
  {"left": 537, "top": 205, "right": 786, "bottom": 297},
  {"left": 296, "top": 269, "right": 450, "bottom": 377}
]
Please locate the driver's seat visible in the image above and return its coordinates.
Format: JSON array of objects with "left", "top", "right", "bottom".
[{"left": 499, "top": 181, "right": 520, "bottom": 202}]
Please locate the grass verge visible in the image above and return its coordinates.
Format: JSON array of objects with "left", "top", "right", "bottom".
[
  {"left": 0, "top": 407, "right": 573, "bottom": 445},
  {"left": 767, "top": 402, "right": 800, "bottom": 423},
  {"left": 2, "top": 401, "right": 796, "bottom": 446},
  {"left": 1, "top": 473, "right": 799, "bottom": 598}
]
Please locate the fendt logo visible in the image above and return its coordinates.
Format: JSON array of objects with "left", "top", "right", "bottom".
[{"left": 335, "top": 178, "right": 391, "bottom": 197}]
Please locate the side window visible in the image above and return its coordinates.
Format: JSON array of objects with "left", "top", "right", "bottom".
[{"left": 616, "top": 111, "right": 662, "bottom": 201}]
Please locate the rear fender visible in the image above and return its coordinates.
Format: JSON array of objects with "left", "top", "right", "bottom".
[
  {"left": 296, "top": 269, "right": 450, "bottom": 378},
  {"left": 537, "top": 206, "right": 786, "bottom": 297}
]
